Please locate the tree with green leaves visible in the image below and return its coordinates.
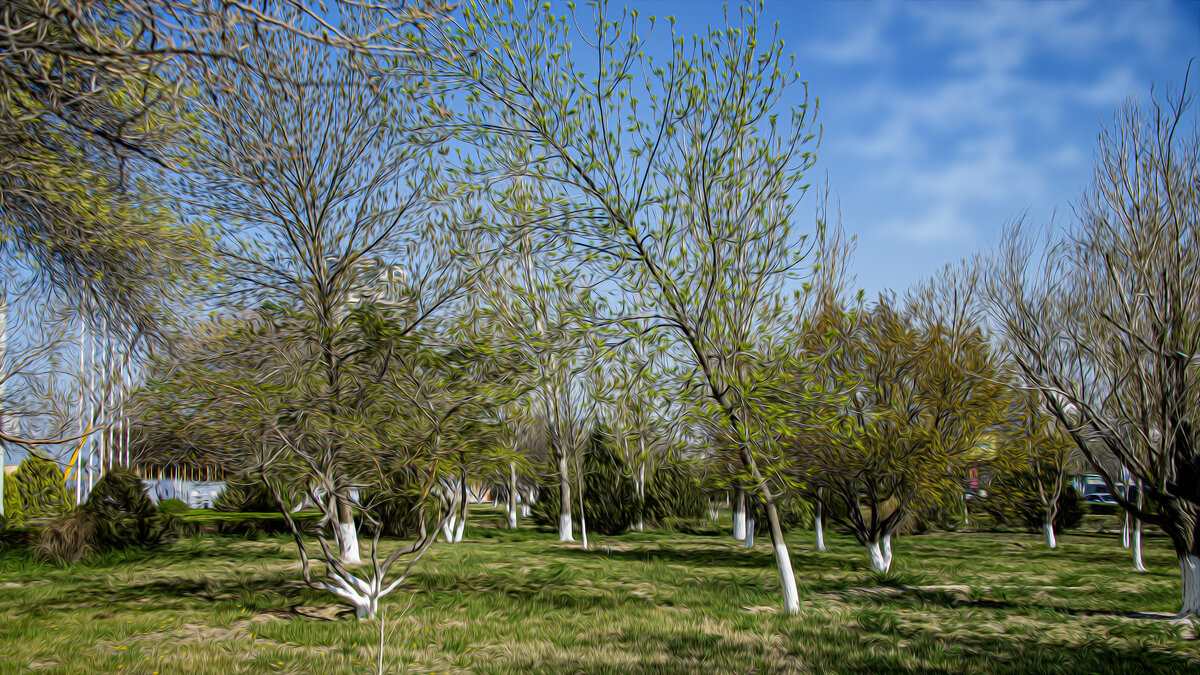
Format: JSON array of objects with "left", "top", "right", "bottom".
[
  {"left": 416, "top": 0, "right": 824, "bottom": 614},
  {"left": 785, "top": 298, "right": 1008, "bottom": 572}
]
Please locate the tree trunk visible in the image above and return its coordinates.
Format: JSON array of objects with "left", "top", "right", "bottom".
[
  {"left": 867, "top": 539, "right": 889, "bottom": 572},
  {"left": 1042, "top": 519, "right": 1057, "bottom": 550},
  {"left": 1132, "top": 480, "right": 1145, "bottom": 571},
  {"left": 635, "top": 461, "right": 645, "bottom": 532},
  {"left": 337, "top": 497, "right": 361, "bottom": 565},
  {"left": 1179, "top": 554, "right": 1200, "bottom": 617},
  {"left": 744, "top": 512, "right": 755, "bottom": 548},
  {"left": 521, "top": 486, "right": 533, "bottom": 517},
  {"left": 815, "top": 489, "right": 827, "bottom": 552},
  {"left": 454, "top": 472, "right": 468, "bottom": 543},
  {"left": 507, "top": 462, "right": 518, "bottom": 529},
  {"left": 762, "top": 498, "right": 800, "bottom": 613},
  {"left": 707, "top": 500, "right": 718, "bottom": 521},
  {"left": 557, "top": 452, "right": 573, "bottom": 542},
  {"left": 732, "top": 487, "right": 746, "bottom": 540},
  {"left": 1123, "top": 511, "right": 1131, "bottom": 548},
  {"left": 881, "top": 533, "right": 893, "bottom": 570},
  {"left": 1133, "top": 520, "right": 1146, "bottom": 571}
]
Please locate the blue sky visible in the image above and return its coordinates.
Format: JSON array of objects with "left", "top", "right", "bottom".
[{"left": 643, "top": 0, "right": 1200, "bottom": 298}]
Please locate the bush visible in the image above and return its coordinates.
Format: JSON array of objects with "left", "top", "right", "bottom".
[
  {"left": 157, "top": 498, "right": 191, "bottom": 514},
  {"left": 81, "top": 468, "right": 170, "bottom": 551},
  {"left": 35, "top": 511, "right": 96, "bottom": 567},
  {"left": 978, "top": 481, "right": 1084, "bottom": 533},
  {"left": 3, "top": 456, "right": 72, "bottom": 525},
  {"left": 532, "top": 425, "right": 638, "bottom": 536},
  {"left": 644, "top": 464, "right": 707, "bottom": 525},
  {"left": 213, "top": 480, "right": 285, "bottom": 513},
  {"left": 34, "top": 469, "right": 173, "bottom": 566},
  {"left": 363, "top": 476, "right": 434, "bottom": 538},
  {"left": 750, "top": 493, "right": 814, "bottom": 536}
]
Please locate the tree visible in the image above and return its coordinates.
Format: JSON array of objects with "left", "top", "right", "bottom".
[
  {"left": 986, "top": 78, "right": 1200, "bottom": 615},
  {"left": 182, "top": 20, "right": 480, "bottom": 563},
  {"left": 786, "top": 299, "right": 1007, "bottom": 572},
  {"left": 138, "top": 302, "right": 521, "bottom": 619},
  {"left": 990, "top": 390, "right": 1082, "bottom": 549},
  {"left": 419, "top": 0, "right": 823, "bottom": 614}
]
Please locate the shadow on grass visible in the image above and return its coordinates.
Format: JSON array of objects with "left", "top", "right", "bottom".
[{"left": 551, "top": 542, "right": 778, "bottom": 571}]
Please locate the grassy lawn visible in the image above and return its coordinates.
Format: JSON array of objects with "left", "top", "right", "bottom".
[{"left": 1, "top": 508, "right": 1197, "bottom": 674}]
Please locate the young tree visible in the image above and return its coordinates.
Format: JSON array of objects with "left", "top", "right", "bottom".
[
  {"left": 787, "top": 300, "right": 1007, "bottom": 572},
  {"left": 184, "top": 21, "right": 480, "bottom": 562},
  {"left": 986, "top": 80, "right": 1200, "bottom": 615},
  {"left": 991, "top": 390, "right": 1081, "bottom": 549},
  {"left": 419, "top": 0, "right": 823, "bottom": 613}
]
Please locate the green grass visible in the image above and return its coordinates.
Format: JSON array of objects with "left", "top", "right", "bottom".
[{"left": 0, "top": 507, "right": 1197, "bottom": 673}]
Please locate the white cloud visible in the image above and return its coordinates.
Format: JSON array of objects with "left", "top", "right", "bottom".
[{"left": 815, "top": 0, "right": 1183, "bottom": 248}]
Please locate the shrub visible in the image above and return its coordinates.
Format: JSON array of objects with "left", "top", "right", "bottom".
[
  {"left": 3, "top": 456, "right": 72, "bottom": 525},
  {"left": 363, "top": 477, "right": 434, "bottom": 538},
  {"left": 644, "top": 464, "right": 707, "bottom": 525},
  {"left": 35, "top": 469, "right": 174, "bottom": 566},
  {"left": 979, "top": 479, "right": 1084, "bottom": 533},
  {"left": 35, "top": 511, "right": 96, "bottom": 567},
  {"left": 157, "top": 498, "right": 191, "bottom": 514},
  {"left": 81, "top": 468, "right": 170, "bottom": 551},
  {"left": 213, "top": 480, "right": 284, "bottom": 513},
  {"left": 750, "top": 492, "right": 814, "bottom": 536}
]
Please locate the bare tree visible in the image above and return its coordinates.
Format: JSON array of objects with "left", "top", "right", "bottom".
[{"left": 986, "top": 77, "right": 1200, "bottom": 615}]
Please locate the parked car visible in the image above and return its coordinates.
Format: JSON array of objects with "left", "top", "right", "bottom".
[{"left": 1084, "top": 493, "right": 1117, "bottom": 505}]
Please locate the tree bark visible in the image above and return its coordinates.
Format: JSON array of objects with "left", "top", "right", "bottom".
[
  {"left": 1179, "top": 554, "right": 1200, "bottom": 618},
  {"left": 635, "top": 461, "right": 645, "bottom": 532},
  {"left": 1133, "top": 520, "right": 1146, "bottom": 571}
]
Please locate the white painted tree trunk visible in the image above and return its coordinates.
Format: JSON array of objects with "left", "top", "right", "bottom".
[
  {"left": 1042, "top": 520, "right": 1057, "bottom": 549},
  {"left": 635, "top": 462, "right": 645, "bottom": 532},
  {"left": 881, "top": 533, "right": 893, "bottom": 571},
  {"left": 1132, "top": 521, "right": 1145, "bottom": 572},
  {"left": 815, "top": 492, "right": 826, "bottom": 552},
  {"left": 557, "top": 453, "right": 573, "bottom": 542},
  {"left": 744, "top": 515, "right": 755, "bottom": 548},
  {"left": 335, "top": 498, "right": 361, "bottom": 564},
  {"left": 453, "top": 475, "right": 468, "bottom": 542},
  {"left": 1122, "top": 512, "right": 1131, "bottom": 548},
  {"left": 707, "top": 501, "right": 718, "bottom": 521},
  {"left": 773, "top": 539, "right": 800, "bottom": 614},
  {"left": 1178, "top": 555, "right": 1200, "bottom": 618},
  {"left": 1132, "top": 481, "right": 1145, "bottom": 571},
  {"left": 441, "top": 511, "right": 456, "bottom": 542},
  {"left": 867, "top": 540, "right": 889, "bottom": 572},
  {"left": 338, "top": 520, "right": 361, "bottom": 565},
  {"left": 507, "top": 462, "right": 518, "bottom": 529},
  {"left": 732, "top": 489, "right": 746, "bottom": 540}
]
